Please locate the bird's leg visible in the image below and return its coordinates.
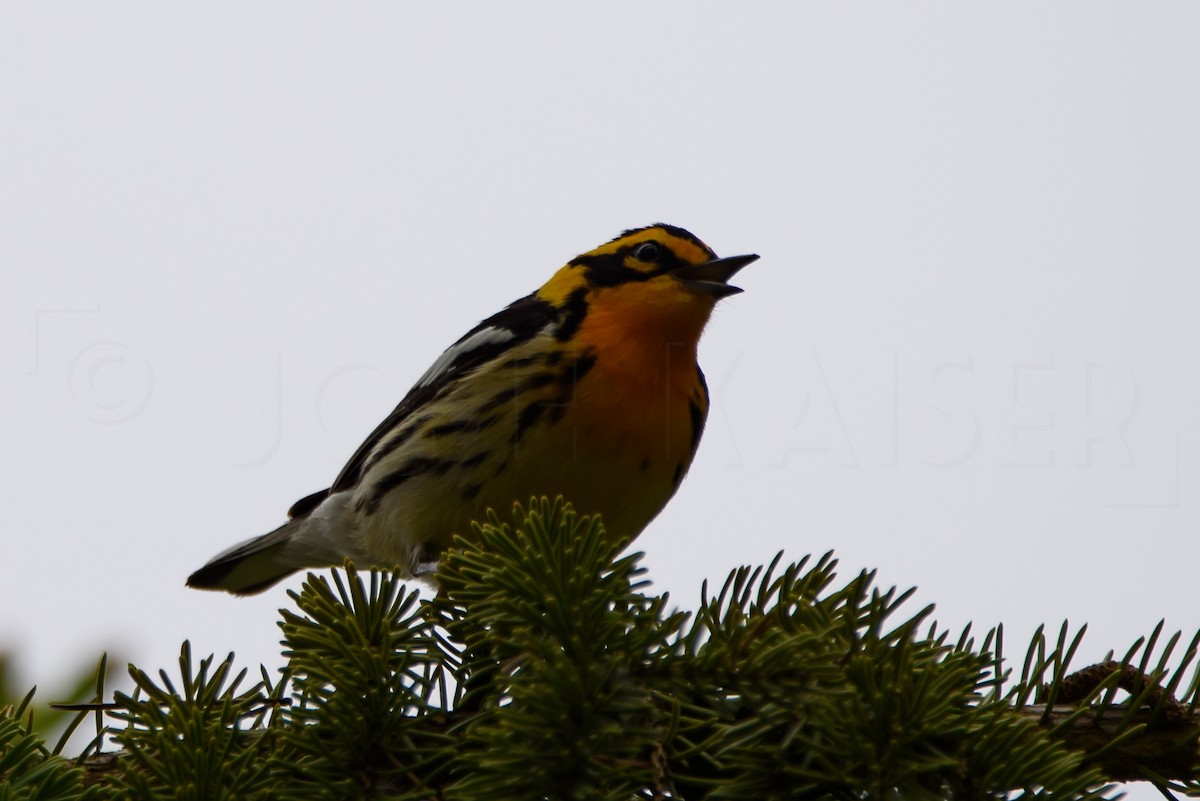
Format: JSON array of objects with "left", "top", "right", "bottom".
[{"left": 409, "top": 542, "right": 441, "bottom": 579}]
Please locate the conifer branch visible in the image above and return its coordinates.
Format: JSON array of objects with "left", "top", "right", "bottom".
[
  {"left": 68, "top": 700, "right": 1200, "bottom": 789},
  {"left": 7, "top": 499, "right": 1200, "bottom": 798}
]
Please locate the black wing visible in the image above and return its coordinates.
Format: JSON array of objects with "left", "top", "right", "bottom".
[{"left": 297, "top": 293, "right": 560, "bottom": 509}]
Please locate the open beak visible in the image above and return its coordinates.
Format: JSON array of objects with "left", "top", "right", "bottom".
[{"left": 674, "top": 253, "right": 760, "bottom": 299}]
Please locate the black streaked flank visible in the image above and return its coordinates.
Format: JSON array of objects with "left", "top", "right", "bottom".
[
  {"left": 690, "top": 366, "right": 712, "bottom": 458},
  {"left": 477, "top": 385, "right": 520, "bottom": 414},
  {"left": 539, "top": 350, "right": 599, "bottom": 425},
  {"left": 427, "top": 416, "right": 498, "bottom": 438},
  {"left": 362, "top": 456, "right": 456, "bottom": 514},
  {"left": 521, "top": 349, "right": 601, "bottom": 428},
  {"left": 514, "top": 402, "right": 545, "bottom": 443},
  {"left": 688, "top": 399, "right": 706, "bottom": 458},
  {"left": 460, "top": 452, "right": 489, "bottom": 469},
  {"left": 554, "top": 288, "right": 589, "bottom": 343},
  {"left": 544, "top": 402, "right": 569, "bottom": 427},
  {"left": 521, "top": 372, "right": 558, "bottom": 391},
  {"left": 357, "top": 415, "right": 433, "bottom": 475},
  {"left": 462, "top": 482, "right": 483, "bottom": 501},
  {"left": 478, "top": 372, "right": 558, "bottom": 414},
  {"left": 426, "top": 420, "right": 469, "bottom": 437},
  {"left": 558, "top": 351, "right": 597, "bottom": 388},
  {"left": 498, "top": 354, "right": 544, "bottom": 370}
]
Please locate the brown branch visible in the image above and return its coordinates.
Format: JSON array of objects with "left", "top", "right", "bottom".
[
  {"left": 1055, "top": 660, "right": 1190, "bottom": 723},
  {"left": 1034, "top": 705, "right": 1199, "bottom": 783},
  {"left": 1034, "top": 661, "right": 1200, "bottom": 783}
]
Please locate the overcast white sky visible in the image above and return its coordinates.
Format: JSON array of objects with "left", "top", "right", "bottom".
[{"left": 2, "top": 3, "right": 1198, "bottom": 791}]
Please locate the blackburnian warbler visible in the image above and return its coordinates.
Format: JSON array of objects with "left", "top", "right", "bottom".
[{"left": 188, "top": 224, "right": 757, "bottom": 594}]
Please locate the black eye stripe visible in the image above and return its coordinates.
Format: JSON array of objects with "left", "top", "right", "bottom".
[{"left": 570, "top": 246, "right": 682, "bottom": 288}]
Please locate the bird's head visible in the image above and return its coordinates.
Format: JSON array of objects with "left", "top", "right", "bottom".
[{"left": 537, "top": 224, "right": 758, "bottom": 347}]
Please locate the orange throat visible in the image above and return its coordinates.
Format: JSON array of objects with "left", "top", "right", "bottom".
[{"left": 573, "top": 282, "right": 713, "bottom": 393}]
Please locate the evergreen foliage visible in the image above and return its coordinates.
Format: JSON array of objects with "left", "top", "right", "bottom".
[
  {"left": 0, "top": 691, "right": 99, "bottom": 801},
  {"left": 2, "top": 498, "right": 1199, "bottom": 799},
  {"left": 0, "top": 652, "right": 122, "bottom": 749}
]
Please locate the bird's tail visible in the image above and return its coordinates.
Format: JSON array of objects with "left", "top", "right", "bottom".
[{"left": 186, "top": 519, "right": 308, "bottom": 595}]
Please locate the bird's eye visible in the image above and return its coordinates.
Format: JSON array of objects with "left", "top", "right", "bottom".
[{"left": 633, "top": 242, "right": 662, "bottom": 263}]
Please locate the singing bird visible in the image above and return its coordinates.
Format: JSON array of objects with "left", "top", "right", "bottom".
[{"left": 188, "top": 224, "right": 757, "bottom": 594}]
